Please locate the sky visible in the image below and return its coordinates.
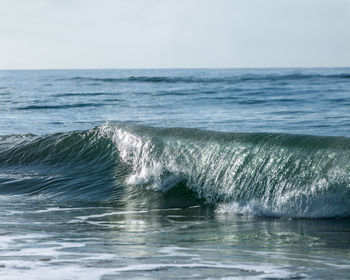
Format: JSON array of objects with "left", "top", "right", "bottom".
[{"left": 0, "top": 0, "right": 349, "bottom": 69}]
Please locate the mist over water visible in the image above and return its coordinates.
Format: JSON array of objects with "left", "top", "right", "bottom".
[{"left": 0, "top": 68, "right": 350, "bottom": 279}]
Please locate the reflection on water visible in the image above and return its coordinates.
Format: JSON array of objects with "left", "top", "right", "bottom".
[{"left": 0, "top": 195, "right": 349, "bottom": 279}]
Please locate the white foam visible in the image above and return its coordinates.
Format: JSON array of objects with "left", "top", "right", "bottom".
[
  {"left": 110, "top": 262, "right": 295, "bottom": 279},
  {"left": 0, "top": 233, "right": 49, "bottom": 250},
  {"left": 0, "top": 262, "right": 293, "bottom": 280},
  {"left": 0, "top": 263, "right": 116, "bottom": 280},
  {"left": 158, "top": 246, "right": 199, "bottom": 257},
  {"left": 216, "top": 193, "right": 350, "bottom": 218},
  {"left": 76, "top": 210, "right": 149, "bottom": 221},
  {"left": 35, "top": 207, "right": 106, "bottom": 213}
]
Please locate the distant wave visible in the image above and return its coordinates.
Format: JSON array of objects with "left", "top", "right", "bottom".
[
  {"left": 17, "top": 103, "right": 108, "bottom": 110},
  {"left": 0, "top": 123, "right": 350, "bottom": 218},
  {"left": 67, "top": 76, "right": 223, "bottom": 83},
  {"left": 53, "top": 92, "right": 118, "bottom": 97},
  {"left": 62, "top": 73, "right": 350, "bottom": 84}
]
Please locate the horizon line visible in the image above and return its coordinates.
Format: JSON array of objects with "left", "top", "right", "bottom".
[{"left": 1, "top": 66, "right": 350, "bottom": 71}]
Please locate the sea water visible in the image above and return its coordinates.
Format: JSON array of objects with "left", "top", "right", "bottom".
[{"left": 0, "top": 68, "right": 349, "bottom": 279}]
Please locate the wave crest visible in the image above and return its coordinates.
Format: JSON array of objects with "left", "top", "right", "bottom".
[{"left": 100, "top": 123, "right": 350, "bottom": 218}]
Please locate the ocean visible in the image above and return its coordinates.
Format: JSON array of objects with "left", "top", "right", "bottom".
[{"left": 0, "top": 68, "right": 349, "bottom": 279}]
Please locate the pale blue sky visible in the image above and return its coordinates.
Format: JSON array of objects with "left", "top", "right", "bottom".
[{"left": 0, "top": 0, "right": 349, "bottom": 69}]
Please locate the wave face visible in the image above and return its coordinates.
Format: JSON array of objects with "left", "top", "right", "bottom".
[{"left": 1, "top": 123, "right": 350, "bottom": 218}]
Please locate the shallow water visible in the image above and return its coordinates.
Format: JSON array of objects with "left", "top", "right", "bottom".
[
  {"left": 1, "top": 196, "right": 350, "bottom": 279},
  {"left": 0, "top": 68, "right": 350, "bottom": 279},
  {"left": 1, "top": 195, "right": 349, "bottom": 280}
]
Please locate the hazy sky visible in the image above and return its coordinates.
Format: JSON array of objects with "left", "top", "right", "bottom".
[{"left": 1, "top": 0, "right": 349, "bottom": 69}]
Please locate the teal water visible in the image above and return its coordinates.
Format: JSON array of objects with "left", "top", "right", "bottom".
[{"left": 0, "top": 69, "right": 349, "bottom": 279}]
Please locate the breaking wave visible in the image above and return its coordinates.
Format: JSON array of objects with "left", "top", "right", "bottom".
[{"left": 0, "top": 122, "right": 349, "bottom": 218}]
